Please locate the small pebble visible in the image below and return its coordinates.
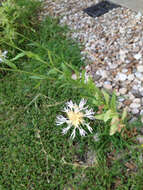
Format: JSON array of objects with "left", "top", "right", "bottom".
[
  {"left": 119, "top": 88, "right": 127, "bottom": 95},
  {"left": 130, "top": 103, "right": 141, "bottom": 109},
  {"left": 134, "top": 53, "right": 142, "bottom": 60},
  {"left": 137, "top": 65, "right": 143, "bottom": 72},
  {"left": 117, "top": 73, "right": 127, "bottom": 81},
  {"left": 132, "top": 108, "right": 139, "bottom": 114},
  {"left": 103, "top": 84, "right": 112, "bottom": 90}
]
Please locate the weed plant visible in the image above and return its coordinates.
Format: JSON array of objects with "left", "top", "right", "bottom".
[{"left": 0, "top": 0, "right": 143, "bottom": 189}]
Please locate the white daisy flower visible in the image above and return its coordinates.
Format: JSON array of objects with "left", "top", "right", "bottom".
[{"left": 56, "top": 98, "right": 95, "bottom": 139}]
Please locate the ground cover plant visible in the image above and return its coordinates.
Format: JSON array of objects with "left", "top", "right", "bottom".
[{"left": 0, "top": 0, "right": 143, "bottom": 189}]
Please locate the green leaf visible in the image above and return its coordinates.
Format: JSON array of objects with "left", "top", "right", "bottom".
[
  {"left": 110, "top": 124, "right": 118, "bottom": 136},
  {"left": 10, "top": 52, "right": 25, "bottom": 61},
  {"left": 30, "top": 75, "right": 46, "bottom": 80},
  {"left": 47, "top": 68, "right": 58, "bottom": 75},
  {"left": 110, "top": 91, "right": 117, "bottom": 112},
  {"left": 103, "top": 109, "right": 112, "bottom": 122},
  {"left": 25, "top": 51, "right": 44, "bottom": 63},
  {"left": 92, "top": 99, "right": 100, "bottom": 106},
  {"left": 61, "top": 63, "right": 68, "bottom": 72},
  {"left": 102, "top": 89, "right": 110, "bottom": 107},
  {"left": 4, "top": 59, "right": 17, "bottom": 69},
  {"left": 95, "top": 110, "right": 114, "bottom": 122},
  {"left": 121, "top": 107, "right": 128, "bottom": 121},
  {"left": 95, "top": 113, "right": 105, "bottom": 120}
]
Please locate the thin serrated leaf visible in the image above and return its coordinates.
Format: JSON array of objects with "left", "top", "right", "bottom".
[
  {"left": 110, "top": 124, "right": 118, "bottom": 136},
  {"left": 110, "top": 91, "right": 117, "bottom": 112},
  {"left": 102, "top": 89, "right": 110, "bottom": 107},
  {"left": 103, "top": 109, "right": 112, "bottom": 122},
  {"left": 121, "top": 107, "right": 128, "bottom": 121},
  {"left": 30, "top": 76, "right": 46, "bottom": 80}
]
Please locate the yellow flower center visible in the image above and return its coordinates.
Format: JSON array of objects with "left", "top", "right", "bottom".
[{"left": 67, "top": 110, "right": 84, "bottom": 127}]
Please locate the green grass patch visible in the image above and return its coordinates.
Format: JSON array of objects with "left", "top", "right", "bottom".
[{"left": 0, "top": 0, "right": 143, "bottom": 189}]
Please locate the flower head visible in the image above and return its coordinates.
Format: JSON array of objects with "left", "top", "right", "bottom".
[{"left": 56, "top": 99, "right": 95, "bottom": 139}]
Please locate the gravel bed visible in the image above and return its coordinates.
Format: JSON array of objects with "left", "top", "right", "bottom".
[{"left": 41, "top": 0, "right": 143, "bottom": 116}]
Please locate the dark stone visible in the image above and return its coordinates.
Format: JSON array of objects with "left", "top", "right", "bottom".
[
  {"left": 83, "top": 1, "right": 120, "bottom": 18},
  {"left": 131, "top": 89, "right": 142, "bottom": 98}
]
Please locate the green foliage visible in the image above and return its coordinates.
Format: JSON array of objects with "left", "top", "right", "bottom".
[{"left": 0, "top": 0, "right": 41, "bottom": 43}]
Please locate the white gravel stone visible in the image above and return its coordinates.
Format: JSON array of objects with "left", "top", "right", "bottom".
[
  {"left": 130, "top": 103, "right": 141, "bottom": 109},
  {"left": 128, "top": 74, "right": 135, "bottom": 81},
  {"left": 108, "top": 63, "right": 118, "bottom": 69},
  {"left": 96, "top": 69, "right": 108, "bottom": 78},
  {"left": 119, "top": 49, "right": 127, "bottom": 62},
  {"left": 103, "top": 84, "right": 112, "bottom": 90},
  {"left": 135, "top": 72, "right": 143, "bottom": 80},
  {"left": 122, "top": 68, "right": 128, "bottom": 73},
  {"left": 132, "top": 108, "right": 139, "bottom": 114},
  {"left": 104, "top": 81, "right": 111, "bottom": 85},
  {"left": 134, "top": 53, "right": 142, "bottom": 60},
  {"left": 119, "top": 88, "right": 127, "bottom": 95},
  {"left": 140, "top": 110, "right": 143, "bottom": 115},
  {"left": 116, "top": 73, "right": 127, "bottom": 81},
  {"left": 137, "top": 65, "right": 143, "bottom": 72},
  {"left": 133, "top": 98, "right": 141, "bottom": 103},
  {"left": 118, "top": 97, "right": 125, "bottom": 102}
]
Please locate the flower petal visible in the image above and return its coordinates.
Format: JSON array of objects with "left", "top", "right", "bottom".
[
  {"left": 78, "top": 127, "right": 87, "bottom": 137},
  {"left": 85, "top": 123, "right": 93, "bottom": 133},
  {"left": 62, "top": 125, "right": 71, "bottom": 135},
  {"left": 56, "top": 115, "right": 67, "bottom": 125},
  {"left": 79, "top": 98, "right": 87, "bottom": 110},
  {"left": 84, "top": 109, "right": 95, "bottom": 120},
  {"left": 66, "top": 100, "right": 74, "bottom": 110},
  {"left": 62, "top": 107, "right": 69, "bottom": 113},
  {"left": 70, "top": 128, "right": 76, "bottom": 139}
]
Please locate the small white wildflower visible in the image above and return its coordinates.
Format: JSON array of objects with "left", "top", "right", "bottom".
[
  {"left": 71, "top": 73, "right": 77, "bottom": 80},
  {"left": 56, "top": 115, "right": 68, "bottom": 125},
  {"left": 0, "top": 50, "right": 8, "bottom": 63},
  {"left": 93, "top": 133, "right": 100, "bottom": 142},
  {"left": 79, "top": 127, "right": 87, "bottom": 137},
  {"left": 3, "top": 50, "right": 8, "bottom": 57},
  {"left": 56, "top": 99, "right": 95, "bottom": 139}
]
